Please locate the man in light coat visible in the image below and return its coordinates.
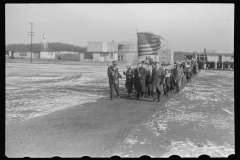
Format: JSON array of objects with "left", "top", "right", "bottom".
[
  {"left": 173, "top": 63, "right": 184, "bottom": 92},
  {"left": 107, "top": 61, "right": 122, "bottom": 99}
]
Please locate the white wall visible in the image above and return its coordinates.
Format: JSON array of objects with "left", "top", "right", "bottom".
[
  {"left": 222, "top": 55, "right": 233, "bottom": 61},
  {"left": 40, "top": 51, "right": 55, "bottom": 59},
  {"left": 57, "top": 51, "right": 78, "bottom": 54},
  {"left": 79, "top": 53, "right": 84, "bottom": 61},
  {"left": 124, "top": 52, "right": 137, "bottom": 62},
  {"left": 158, "top": 49, "right": 174, "bottom": 63},
  {"left": 114, "top": 53, "right": 118, "bottom": 61},
  {"left": 107, "top": 42, "right": 118, "bottom": 52},
  {"left": 93, "top": 53, "right": 100, "bottom": 61},
  {"left": 13, "top": 52, "right": 32, "bottom": 58},
  {"left": 207, "top": 55, "right": 219, "bottom": 62},
  {"left": 87, "top": 42, "right": 107, "bottom": 52}
]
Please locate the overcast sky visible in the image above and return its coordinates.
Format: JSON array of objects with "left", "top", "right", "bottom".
[{"left": 6, "top": 3, "right": 234, "bottom": 53}]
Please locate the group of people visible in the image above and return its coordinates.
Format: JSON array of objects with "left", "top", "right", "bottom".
[
  {"left": 197, "top": 60, "right": 234, "bottom": 70},
  {"left": 107, "top": 59, "right": 199, "bottom": 101}
]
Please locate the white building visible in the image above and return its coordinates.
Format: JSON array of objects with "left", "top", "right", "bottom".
[
  {"left": 194, "top": 53, "right": 234, "bottom": 62},
  {"left": 83, "top": 41, "right": 137, "bottom": 62},
  {"left": 40, "top": 51, "right": 56, "bottom": 59},
  {"left": 9, "top": 50, "right": 56, "bottom": 59},
  {"left": 138, "top": 49, "right": 174, "bottom": 63}
]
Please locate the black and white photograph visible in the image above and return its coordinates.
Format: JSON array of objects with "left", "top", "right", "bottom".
[{"left": 5, "top": 3, "right": 234, "bottom": 158}]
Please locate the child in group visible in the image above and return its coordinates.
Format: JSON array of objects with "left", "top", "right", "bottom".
[
  {"left": 186, "top": 68, "right": 192, "bottom": 83},
  {"left": 165, "top": 64, "right": 175, "bottom": 97}
]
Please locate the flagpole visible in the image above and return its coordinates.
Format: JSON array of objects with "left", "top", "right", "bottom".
[{"left": 136, "top": 29, "right": 138, "bottom": 63}]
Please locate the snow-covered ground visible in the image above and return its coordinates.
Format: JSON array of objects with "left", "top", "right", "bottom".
[
  {"left": 6, "top": 63, "right": 126, "bottom": 124},
  {"left": 109, "top": 70, "right": 234, "bottom": 157}
]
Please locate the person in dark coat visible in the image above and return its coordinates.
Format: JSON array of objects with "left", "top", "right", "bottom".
[
  {"left": 217, "top": 61, "right": 220, "bottom": 70},
  {"left": 164, "top": 64, "right": 174, "bottom": 97},
  {"left": 171, "top": 64, "right": 177, "bottom": 92},
  {"left": 152, "top": 62, "right": 165, "bottom": 102},
  {"left": 133, "top": 62, "right": 142, "bottom": 99},
  {"left": 186, "top": 68, "right": 192, "bottom": 83},
  {"left": 139, "top": 61, "right": 147, "bottom": 97},
  {"left": 230, "top": 61, "right": 233, "bottom": 70},
  {"left": 107, "top": 61, "right": 122, "bottom": 99},
  {"left": 123, "top": 65, "right": 134, "bottom": 97},
  {"left": 170, "top": 67, "right": 176, "bottom": 95},
  {"left": 161, "top": 62, "right": 167, "bottom": 96},
  {"left": 193, "top": 63, "right": 197, "bottom": 75},
  {"left": 145, "top": 63, "right": 153, "bottom": 98}
]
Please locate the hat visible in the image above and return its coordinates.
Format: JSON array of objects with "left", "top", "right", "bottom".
[
  {"left": 112, "top": 60, "right": 117, "bottom": 64},
  {"left": 152, "top": 62, "right": 156, "bottom": 65},
  {"left": 144, "top": 60, "right": 149, "bottom": 65}
]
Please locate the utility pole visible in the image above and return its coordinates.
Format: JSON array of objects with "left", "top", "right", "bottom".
[{"left": 28, "top": 22, "right": 34, "bottom": 63}]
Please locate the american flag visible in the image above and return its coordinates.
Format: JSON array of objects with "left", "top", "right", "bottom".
[{"left": 137, "top": 32, "right": 165, "bottom": 56}]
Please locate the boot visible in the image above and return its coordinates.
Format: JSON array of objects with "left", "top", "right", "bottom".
[
  {"left": 166, "top": 91, "right": 169, "bottom": 97},
  {"left": 152, "top": 93, "right": 156, "bottom": 102},
  {"left": 137, "top": 92, "right": 140, "bottom": 100},
  {"left": 157, "top": 93, "right": 160, "bottom": 102}
]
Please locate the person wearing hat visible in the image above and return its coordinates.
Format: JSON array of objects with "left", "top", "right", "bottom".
[
  {"left": 152, "top": 62, "right": 165, "bottom": 102},
  {"left": 180, "top": 63, "right": 185, "bottom": 85},
  {"left": 173, "top": 62, "right": 184, "bottom": 93},
  {"left": 145, "top": 62, "right": 153, "bottom": 98},
  {"left": 186, "top": 67, "right": 193, "bottom": 83},
  {"left": 107, "top": 60, "right": 122, "bottom": 99},
  {"left": 123, "top": 65, "right": 134, "bottom": 97},
  {"left": 133, "top": 62, "right": 142, "bottom": 99},
  {"left": 139, "top": 61, "right": 147, "bottom": 97},
  {"left": 164, "top": 64, "right": 172, "bottom": 97},
  {"left": 192, "top": 62, "right": 197, "bottom": 76},
  {"left": 161, "top": 62, "right": 167, "bottom": 95}
]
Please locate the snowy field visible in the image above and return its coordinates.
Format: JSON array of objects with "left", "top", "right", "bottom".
[
  {"left": 108, "top": 70, "right": 234, "bottom": 157},
  {"left": 5, "top": 62, "right": 126, "bottom": 124}
]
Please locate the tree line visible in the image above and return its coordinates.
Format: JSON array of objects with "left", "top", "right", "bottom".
[{"left": 6, "top": 42, "right": 87, "bottom": 53}]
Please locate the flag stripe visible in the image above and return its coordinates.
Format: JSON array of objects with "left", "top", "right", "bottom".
[
  {"left": 137, "top": 32, "right": 164, "bottom": 56},
  {"left": 138, "top": 44, "right": 161, "bottom": 52},
  {"left": 138, "top": 51, "right": 159, "bottom": 55},
  {"left": 138, "top": 43, "right": 161, "bottom": 48}
]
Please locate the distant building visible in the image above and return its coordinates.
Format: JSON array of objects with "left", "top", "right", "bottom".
[
  {"left": 7, "top": 50, "right": 56, "bottom": 60},
  {"left": 56, "top": 51, "right": 78, "bottom": 54},
  {"left": 195, "top": 52, "right": 234, "bottom": 62},
  {"left": 174, "top": 49, "right": 234, "bottom": 62},
  {"left": 82, "top": 41, "right": 137, "bottom": 62},
  {"left": 39, "top": 50, "right": 56, "bottom": 59},
  {"left": 5, "top": 50, "right": 13, "bottom": 58},
  {"left": 174, "top": 51, "right": 194, "bottom": 61}
]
